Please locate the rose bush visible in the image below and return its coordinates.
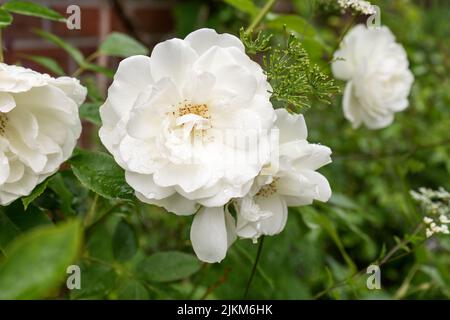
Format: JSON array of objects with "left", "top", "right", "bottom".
[{"left": 0, "top": 0, "right": 448, "bottom": 301}]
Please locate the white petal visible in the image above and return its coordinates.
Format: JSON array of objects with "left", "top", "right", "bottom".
[
  {"left": 275, "top": 108, "right": 308, "bottom": 143},
  {"left": 294, "top": 144, "right": 332, "bottom": 171},
  {"left": 126, "top": 171, "right": 174, "bottom": 200},
  {"left": 342, "top": 81, "right": 362, "bottom": 128},
  {"left": 153, "top": 163, "right": 211, "bottom": 193},
  {"left": 0, "top": 152, "right": 9, "bottom": 185},
  {"left": 0, "top": 92, "right": 16, "bottom": 112},
  {"left": 256, "top": 194, "right": 288, "bottom": 236},
  {"left": 190, "top": 206, "right": 232, "bottom": 263},
  {"left": 50, "top": 76, "right": 87, "bottom": 106},
  {"left": 100, "top": 55, "right": 154, "bottom": 127},
  {"left": 300, "top": 170, "right": 332, "bottom": 202},
  {"left": 185, "top": 28, "right": 245, "bottom": 56},
  {"left": 150, "top": 38, "right": 198, "bottom": 87},
  {"left": 136, "top": 191, "right": 199, "bottom": 216}
]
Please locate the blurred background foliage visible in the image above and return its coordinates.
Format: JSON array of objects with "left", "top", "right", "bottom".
[{"left": 0, "top": 0, "right": 449, "bottom": 300}]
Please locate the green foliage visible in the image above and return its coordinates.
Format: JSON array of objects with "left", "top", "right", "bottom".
[
  {"left": 112, "top": 219, "right": 138, "bottom": 262},
  {"left": 0, "top": 220, "right": 82, "bottom": 299},
  {"left": 99, "top": 32, "right": 149, "bottom": 58},
  {"left": 0, "top": 0, "right": 448, "bottom": 301},
  {"left": 21, "top": 180, "right": 49, "bottom": 210},
  {"left": 34, "top": 29, "right": 85, "bottom": 65},
  {"left": 79, "top": 102, "right": 102, "bottom": 126},
  {"left": 2, "top": 0, "right": 65, "bottom": 22},
  {"left": 239, "top": 27, "right": 272, "bottom": 55},
  {"left": 224, "top": 0, "right": 258, "bottom": 17},
  {"left": 69, "top": 150, "right": 135, "bottom": 201},
  {"left": 267, "top": 14, "right": 316, "bottom": 37},
  {"left": 136, "top": 251, "right": 202, "bottom": 282},
  {"left": 20, "top": 55, "right": 65, "bottom": 76},
  {"left": 0, "top": 8, "right": 13, "bottom": 28},
  {"left": 263, "top": 33, "right": 339, "bottom": 111},
  {"left": 117, "top": 279, "right": 149, "bottom": 300}
]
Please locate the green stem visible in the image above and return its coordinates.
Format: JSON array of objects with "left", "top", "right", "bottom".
[
  {"left": 84, "top": 193, "right": 99, "bottom": 227},
  {"left": 243, "top": 236, "right": 265, "bottom": 299},
  {"left": 246, "top": 0, "right": 277, "bottom": 33},
  {"left": 313, "top": 223, "right": 424, "bottom": 299},
  {"left": 72, "top": 51, "right": 100, "bottom": 77}
]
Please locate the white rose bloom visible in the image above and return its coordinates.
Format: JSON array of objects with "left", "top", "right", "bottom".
[
  {"left": 0, "top": 64, "right": 86, "bottom": 205},
  {"left": 332, "top": 24, "right": 414, "bottom": 129},
  {"left": 99, "top": 28, "right": 275, "bottom": 262},
  {"left": 236, "top": 109, "right": 332, "bottom": 241}
]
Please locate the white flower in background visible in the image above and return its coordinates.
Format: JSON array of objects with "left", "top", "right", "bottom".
[
  {"left": 99, "top": 28, "right": 276, "bottom": 262},
  {"left": 235, "top": 109, "right": 332, "bottom": 241},
  {"left": 411, "top": 187, "right": 450, "bottom": 238},
  {"left": 332, "top": 24, "right": 414, "bottom": 129},
  {"left": 337, "top": 0, "right": 376, "bottom": 15},
  {"left": 0, "top": 64, "right": 86, "bottom": 205}
]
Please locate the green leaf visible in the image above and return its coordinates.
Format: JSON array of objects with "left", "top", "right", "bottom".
[
  {"left": 0, "top": 220, "right": 82, "bottom": 299},
  {"left": 84, "top": 77, "right": 104, "bottom": 102},
  {"left": 83, "top": 63, "right": 114, "bottom": 78},
  {"left": 117, "top": 279, "right": 149, "bottom": 300},
  {"left": 136, "top": 251, "right": 201, "bottom": 282},
  {"left": 99, "top": 32, "right": 149, "bottom": 58},
  {"left": 3, "top": 1, "right": 65, "bottom": 22},
  {"left": 267, "top": 14, "right": 315, "bottom": 37},
  {"left": 34, "top": 29, "right": 85, "bottom": 65},
  {"left": 0, "top": 8, "right": 13, "bottom": 28},
  {"left": 21, "top": 55, "right": 65, "bottom": 76},
  {"left": 4, "top": 201, "right": 51, "bottom": 232},
  {"left": 79, "top": 102, "right": 101, "bottom": 125},
  {"left": 69, "top": 150, "right": 134, "bottom": 200},
  {"left": 0, "top": 210, "right": 20, "bottom": 251},
  {"left": 224, "top": 0, "right": 258, "bottom": 16},
  {"left": 21, "top": 179, "right": 49, "bottom": 210},
  {"left": 48, "top": 173, "right": 76, "bottom": 216},
  {"left": 70, "top": 261, "right": 117, "bottom": 299},
  {"left": 112, "top": 219, "right": 138, "bottom": 262}
]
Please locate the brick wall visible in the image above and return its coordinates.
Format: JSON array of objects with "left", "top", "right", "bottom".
[{"left": 2, "top": 0, "right": 175, "bottom": 75}]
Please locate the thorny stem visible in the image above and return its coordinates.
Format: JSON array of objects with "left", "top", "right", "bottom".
[
  {"left": 246, "top": 0, "right": 277, "bottom": 33},
  {"left": 243, "top": 236, "right": 265, "bottom": 299},
  {"left": 313, "top": 223, "right": 424, "bottom": 299}
]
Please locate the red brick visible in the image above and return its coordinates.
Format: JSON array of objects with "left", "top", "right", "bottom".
[
  {"left": 2, "top": 14, "right": 42, "bottom": 40},
  {"left": 133, "top": 8, "right": 174, "bottom": 33},
  {"left": 50, "top": 7, "right": 99, "bottom": 38}
]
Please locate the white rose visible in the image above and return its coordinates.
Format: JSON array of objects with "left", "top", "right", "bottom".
[
  {"left": 99, "top": 28, "right": 276, "bottom": 262},
  {"left": 332, "top": 24, "right": 414, "bottom": 129},
  {"left": 0, "top": 64, "right": 86, "bottom": 205},
  {"left": 236, "top": 109, "right": 332, "bottom": 241}
]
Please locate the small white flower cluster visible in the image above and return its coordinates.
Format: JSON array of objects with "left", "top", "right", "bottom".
[
  {"left": 410, "top": 187, "right": 450, "bottom": 238},
  {"left": 337, "top": 0, "right": 376, "bottom": 15}
]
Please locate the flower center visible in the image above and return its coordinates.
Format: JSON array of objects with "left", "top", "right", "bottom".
[
  {"left": 173, "top": 101, "right": 210, "bottom": 119},
  {"left": 0, "top": 112, "right": 8, "bottom": 136},
  {"left": 256, "top": 177, "right": 280, "bottom": 198}
]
